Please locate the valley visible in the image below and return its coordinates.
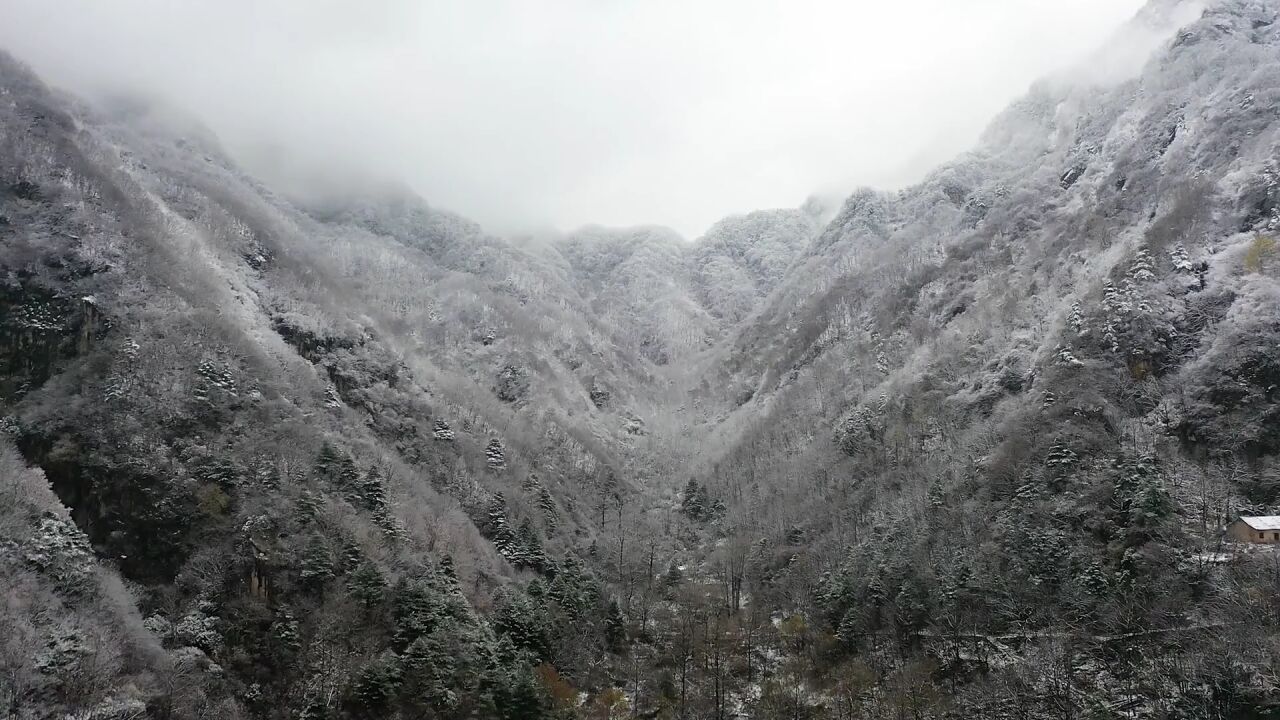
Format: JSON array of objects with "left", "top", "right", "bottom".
[{"left": 3, "top": 0, "right": 1280, "bottom": 718}]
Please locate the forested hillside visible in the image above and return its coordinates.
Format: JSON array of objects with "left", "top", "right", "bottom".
[{"left": 3, "top": 0, "right": 1280, "bottom": 718}]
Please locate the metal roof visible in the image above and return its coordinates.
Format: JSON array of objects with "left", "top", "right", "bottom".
[{"left": 1239, "top": 516, "right": 1280, "bottom": 530}]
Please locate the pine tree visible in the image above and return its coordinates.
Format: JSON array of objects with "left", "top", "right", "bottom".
[
  {"left": 269, "top": 605, "right": 302, "bottom": 668},
  {"left": 537, "top": 486, "right": 557, "bottom": 531},
  {"left": 494, "top": 591, "right": 551, "bottom": 661},
  {"left": 349, "top": 653, "right": 401, "bottom": 716},
  {"left": 1053, "top": 344, "right": 1084, "bottom": 367},
  {"left": 432, "top": 419, "right": 455, "bottom": 441},
  {"left": 324, "top": 386, "right": 342, "bottom": 409},
  {"left": 354, "top": 466, "right": 388, "bottom": 512},
  {"left": 348, "top": 561, "right": 387, "bottom": 610},
  {"left": 392, "top": 578, "right": 444, "bottom": 649},
  {"left": 926, "top": 480, "right": 945, "bottom": 509},
  {"left": 487, "top": 494, "right": 521, "bottom": 561},
  {"left": 486, "top": 438, "right": 506, "bottom": 469},
  {"left": 874, "top": 338, "right": 890, "bottom": 375},
  {"left": 1045, "top": 439, "right": 1079, "bottom": 481},
  {"left": 295, "top": 489, "right": 322, "bottom": 523},
  {"left": 1068, "top": 301, "right": 1087, "bottom": 336},
  {"left": 680, "top": 478, "right": 706, "bottom": 520},
  {"left": 1127, "top": 245, "right": 1156, "bottom": 284},
  {"left": 1169, "top": 244, "right": 1192, "bottom": 272},
  {"left": 315, "top": 442, "right": 342, "bottom": 478},
  {"left": 603, "top": 599, "right": 626, "bottom": 653},
  {"left": 340, "top": 539, "right": 363, "bottom": 573},
  {"left": 299, "top": 539, "right": 334, "bottom": 594},
  {"left": 400, "top": 634, "right": 456, "bottom": 716},
  {"left": 516, "top": 518, "right": 548, "bottom": 572},
  {"left": 337, "top": 455, "right": 361, "bottom": 494},
  {"left": 1102, "top": 280, "right": 1129, "bottom": 353},
  {"left": 493, "top": 660, "right": 548, "bottom": 720}
]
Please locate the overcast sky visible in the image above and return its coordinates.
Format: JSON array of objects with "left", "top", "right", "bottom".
[{"left": 0, "top": 1, "right": 1146, "bottom": 238}]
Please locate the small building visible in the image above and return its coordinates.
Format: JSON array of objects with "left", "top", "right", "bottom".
[{"left": 1228, "top": 516, "right": 1280, "bottom": 544}]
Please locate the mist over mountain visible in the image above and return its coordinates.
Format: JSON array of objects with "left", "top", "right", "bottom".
[{"left": 3, "top": 1, "right": 1280, "bottom": 719}]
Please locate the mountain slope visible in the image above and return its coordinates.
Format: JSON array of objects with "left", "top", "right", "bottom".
[{"left": 3, "top": 0, "right": 1280, "bottom": 718}]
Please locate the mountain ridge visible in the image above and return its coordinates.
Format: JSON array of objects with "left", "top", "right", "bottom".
[{"left": 4, "top": 0, "right": 1280, "bottom": 717}]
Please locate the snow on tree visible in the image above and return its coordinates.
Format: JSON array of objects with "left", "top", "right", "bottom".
[
  {"left": 515, "top": 519, "right": 548, "bottom": 572},
  {"left": 23, "top": 513, "right": 94, "bottom": 592},
  {"left": 1052, "top": 344, "right": 1084, "bottom": 367},
  {"left": 174, "top": 606, "right": 224, "bottom": 654},
  {"left": 485, "top": 438, "right": 506, "bottom": 469},
  {"left": 1127, "top": 245, "right": 1156, "bottom": 284},
  {"left": 195, "top": 359, "right": 237, "bottom": 399},
  {"left": 1101, "top": 280, "right": 1131, "bottom": 353},
  {"left": 1068, "top": 301, "right": 1087, "bottom": 337},
  {"left": 1169, "top": 244, "right": 1192, "bottom": 272},
  {"left": 874, "top": 337, "right": 890, "bottom": 375},
  {"left": 486, "top": 493, "right": 521, "bottom": 561},
  {"left": 299, "top": 539, "right": 334, "bottom": 594},
  {"left": 537, "top": 486, "right": 558, "bottom": 530},
  {"left": 348, "top": 561, "right": 387, "bottom": 610},
  {"left": 603, "top": 599, "right": 626, "bottom": 652},
  {"left": 432, "top": 419, "right": 455, "bottom": 441},
  {"left": 1045, "top": 438, "right": 1079, "bottom": 473},
  {"left": 680, "top": 478, "right": 708, "bottom": 520},
  {"left": 324, "top": 386, "right": 342, "bottom": 409},
  {"left": 589, "top": 381, "right": 610, "bottom": 409},
  {"left": 314, "top": 442, "right": 343, "bottom": 478}
]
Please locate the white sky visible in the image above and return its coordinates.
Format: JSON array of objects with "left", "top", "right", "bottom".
[{"left": 0, "top": 0, "right": 1145, "bottom": 237}]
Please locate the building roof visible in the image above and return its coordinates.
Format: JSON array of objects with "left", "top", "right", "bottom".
[{"left": 1239, "top": 516, "right": 1280, "bottom": 530}]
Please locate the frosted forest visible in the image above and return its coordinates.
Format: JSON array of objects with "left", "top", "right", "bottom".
[{"left": 3, "top": 0, "right": 1280, "bottom": 718}]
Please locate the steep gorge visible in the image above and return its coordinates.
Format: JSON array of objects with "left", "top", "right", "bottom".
[{"left": 4, "top": 0, "right": 1280, "bottom": 718}]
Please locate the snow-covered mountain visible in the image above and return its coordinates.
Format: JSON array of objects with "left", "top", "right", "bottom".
[{"left": 3, "top": 0, "right": 1279, "bottom": 717}]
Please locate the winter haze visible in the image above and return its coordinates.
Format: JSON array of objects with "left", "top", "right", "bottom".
[
  {"left": 0, "top": 0, "right": 1143, "bottom": 236},
  {"left": 5, "top": 0, "right": 1280, "bottom": 717}
]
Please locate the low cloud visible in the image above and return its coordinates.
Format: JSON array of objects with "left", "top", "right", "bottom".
[{"left": 0, "top": 0, "right": 1147, "bottom": 237}]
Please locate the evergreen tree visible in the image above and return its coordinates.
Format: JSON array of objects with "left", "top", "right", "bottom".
[
  {"left": 392, "top": 578, "right": 442, "bottom": 649},
  {"left": 348, "top": 653, "right": 401, "bottom": 718},
  {"left": 680, "top": 478, "right": 707, "bottom": 520},
  {"left": 487, "top": 494, "right": 522, "bottom": 562},
  {"left": 299, "top": 539, "right": 334, "bottom": 594},
  {"left": 494, "top": 590, "right": 551, "bottom": 661},
  {"left": 1046, "top": 439, "right": 1079, "bottom": 473},
  {"left": 354, "top": 465, "right": 388, "bottom": 512},
  {"left": 348, "top": 561, "right": 387, "bottom": 611},
  {"left": 1053, "top": 343, "right": 1084, "bottom": 367},
  {"left": 491, "top": 649, "right": 549, "bottom": 720},
  {"left": 432, "top": 418, "right": 455, "bottom": 441},
  {"left": 486, "top": 438, "right": 507, "bottom": 469},
  {"left": 1127, "top": 245, "right": 1156, "bottom": 284},
  {"left": 604, "top": 599, "right": 626, "bottom": 653},
  {"left": 1069, "top": 301, "right": 1087, "bottom": 336},
  {"left": 339, "top": 539, "right": 363, "bottom": 574},
  {"left": 315, "top": 441, "right": 342, "bottom": 478},
  {"left": 875, "top": 339, "right": 890, "bottom": 375},
  {"left": 400, "top": 634, "right": 456, "bottom": 715},
  {"left": 537, "top": 486, "right": 558, "bottom": 531},
  {"left": 1102, "top": 280, "right": 1130, "bottom": 353},
  {"left": 516, "top": 518, "right": 548, "bottom": 572},
  {"left": 337, "top": 455, "right": 361, "bottom": 494},
  {"left": 268, "top": 605, "right": 301, "bottom": 670}
]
